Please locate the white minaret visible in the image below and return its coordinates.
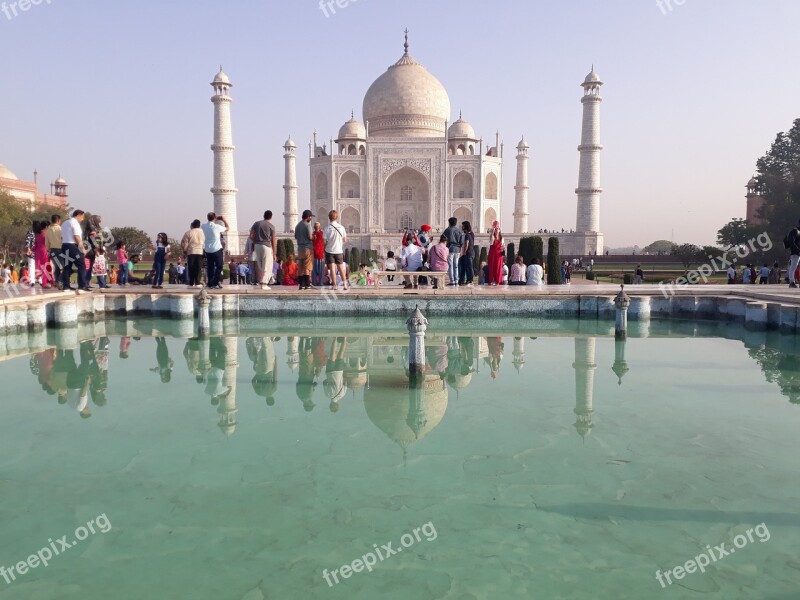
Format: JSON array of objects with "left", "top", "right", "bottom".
[
  {"left": 283, "top": 136, "right": 298, "bottom": 232},
  {"left": 513, "top": 137, "right": 530, "bottom": 234},
  {"left": 575, "top": 67, "right": 603, "bottom": 234},
  {"left": 210, "top": 67, "right": 240, "bottom": 254}
]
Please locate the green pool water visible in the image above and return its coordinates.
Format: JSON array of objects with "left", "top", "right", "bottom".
[{"left": 0, "top": 318, "right": 799, "bottom": 600}]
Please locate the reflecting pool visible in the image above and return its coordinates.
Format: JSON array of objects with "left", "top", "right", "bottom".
[{"left": 1, "top": 318, "right": 799, "bottom": 599}]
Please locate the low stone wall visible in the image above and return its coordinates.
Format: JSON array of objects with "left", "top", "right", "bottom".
[{"left": 0, "top": 290, "right": 798, "bottom": 336}]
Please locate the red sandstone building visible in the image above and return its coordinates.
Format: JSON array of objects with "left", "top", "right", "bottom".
[
  {"left": 0, "top": 164, "right": 69, "bottom": 211},
  {"left": 745, "top": 176, "right": 765, "bottom": 225}
]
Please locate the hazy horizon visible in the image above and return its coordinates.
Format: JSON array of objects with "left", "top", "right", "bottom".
[{"left": 1, "top": 0, "right": 798, "bottom": 248}]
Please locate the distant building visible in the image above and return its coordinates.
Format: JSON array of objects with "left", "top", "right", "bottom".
[
  {"left": 0, "top": 164, "right": 69, "bottom": 211},
  {"left": 745, "top": 177, "right": 765, "bottom": 225}
]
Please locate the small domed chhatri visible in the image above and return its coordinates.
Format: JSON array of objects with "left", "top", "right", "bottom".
[
  {"left": 337, "top": 115, "right": 366, "bottom": 140},
  {"left": 447, "top": 114, "right": 476, "bottom": 140},
  {"left": 213, "top": 67, "right": 231, "bottom": 86}
]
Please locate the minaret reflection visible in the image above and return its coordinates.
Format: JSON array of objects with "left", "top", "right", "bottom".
[
  {"left": 512, "top": 337, "right": 525, "bottom": 372},
  {"left": 611, "top": 338, "right": 630, "bottom": 385},
  {"left": 573, "top": 337, "right": 597, "bottom": 438},
  {"left": 217, "top": 336, "right": 239, "bottom": 436}
]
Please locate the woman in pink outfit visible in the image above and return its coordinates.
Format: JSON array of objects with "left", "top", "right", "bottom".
[
  {"left": 487, "top": 221, "right": 505, "bottom": 286},
  {"left": 33, "top": 220, "right": 53, "bottom": 288}
]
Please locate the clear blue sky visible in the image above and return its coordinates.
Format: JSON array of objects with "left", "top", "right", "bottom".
[{"left": 1, "top": 0, "right": 798, "bottom": 247}]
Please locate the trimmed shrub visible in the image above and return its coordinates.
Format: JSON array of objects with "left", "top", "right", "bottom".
[
  {"left": 623, "top": 273, "right": 634, "bottom": 285},
  {"left": 518, "top": 236, "right": 535, "bottom": 265},
  {"left": 276, "top": 239, "right": 288, "bottom": 263},
  {"left": 506, "top": 242, "right": 516, "bottom": 268},
  {"left": 479, "top": 246, "right": 488, "bottom": 268},
  {"left": 546, "top": 237, "right": 562, "bottom": 285},
  {"left": 532, "top": 236, "right": 544, "bottom": 264},
  {"left": 586, "top": 271, "right": 595, "bottom": 281}
]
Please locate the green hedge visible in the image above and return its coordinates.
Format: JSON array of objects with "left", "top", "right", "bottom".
[{"left": 546, "top": 237, "right": 561, "bottom": 285}]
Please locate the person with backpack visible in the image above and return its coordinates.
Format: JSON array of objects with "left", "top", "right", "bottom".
[{"left": 784, "top": 219, "right": 800, "bottom": 288}]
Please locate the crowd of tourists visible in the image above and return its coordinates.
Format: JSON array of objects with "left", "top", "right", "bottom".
[{"left": 12, "top": 209, "right": 800, "bottom": 292}]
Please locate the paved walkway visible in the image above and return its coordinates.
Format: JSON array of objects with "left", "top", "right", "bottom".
[{"left": 3, "top": 282, "right": 800, "bottom": 307}]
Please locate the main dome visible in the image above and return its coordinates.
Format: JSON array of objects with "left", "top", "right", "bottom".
[{"left": 362, "top": 38, "right": 451, "bottom": 138}]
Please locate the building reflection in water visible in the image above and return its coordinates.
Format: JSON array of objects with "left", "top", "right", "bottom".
[{"left": 28, "top": 328, "right": 800, "bottom": 445}]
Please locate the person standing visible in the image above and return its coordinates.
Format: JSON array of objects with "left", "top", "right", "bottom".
[
  {"left": 228, "top": 259, "right": 238, "bottom": 285},
  {"left": 323, "top": 210, "right": 348, "bottom": 291},
  {"left": 727, "top": 264, "right": 736, "bottom": 284},
  {"left": 152, "top": 232, "right": 170, "bottom": 289},
  {"left": 84, "top": 215, "right": 104, "bottom": 279},
  {"left": 92, "top": 248, "right": 110, "bottom": 288},
  {"left": 202, "top": 212, "right": 228, "bottom": 289},
  {"left": 181, "top": 220, "right": 205, "bottom": 288},
  {"left": 459, "top": 221, "right": 475, "bottom": 286},
  {"left": 116, "top": 242, "right": 129, "bottom": 287},
  {"left": 33, "top": 221, "right": 53, "bottom": 289},
  {"left": 487, "top": 222, "right": 505, "bottom": 286},
  {"left": 250, "top": 210, "right": 277, "bottom": 290},
  {"left": 46, "top": 215, "right": 63, "bottom": 289},
  {"left": 634, "top": 264, "right": 644, "bottom": 284},
  {"left": 443, "top": 217, "right": 464, "bottom": 286},
  {"left": 785, "top": 219, "right": 800, "bottom": 288},
  {"left": 294, "top": 209, "right": 315, "bottom": 290},
  {"left": 312, "top": 222, "right": 326, "bottom": 286},
  {"left": 60, "top": 210, "right": 89, "bottom": 291}
]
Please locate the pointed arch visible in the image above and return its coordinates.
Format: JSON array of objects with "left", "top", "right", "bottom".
[
  {"left": 485, "top": 172, "right": 498, "bottom": 200},
  {"left": 315, "top": 172, "right": 328, "bottom": 200}
]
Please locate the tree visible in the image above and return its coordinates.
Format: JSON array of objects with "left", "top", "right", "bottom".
[
  {"left": 284, "top": 238, "right": 295, "bottom": 258},
  {"left": 472, "top": 245, "right": 482, "bottom": 273},
  {"left": 109, "top": 226, "right": 153, "bottom": 256},
  {"left": 532, "top": 236, "right": 544, "bottom": 264},
  {"left": 348, "top": 247, "right": 360, "bottom": 275},
  {"left": 168, "top": 238, "right": 182, "bottom": 260},
  {"left": 546, "top": 237, "right": 562, "bottom": 284},
  {"left": 643, "top": 240, "right": 677, "bottom": 255},
  {"left": 716, "top": 218, "right": 759, "bottom": 249},
  {"left": 735, "top": 118, "right": 800, "bottom": 261},
  {"left": 701, "top": 245, "right": 723, "bottom": 260},
  {"left": 672, "top": 243, "right": 703, "bottom": 270},
  {"left": 0, "top": 189, "right": 66, "bottom": 263},
  {"left": 505, "top": 242, "right": 516, "bottom": 268}
]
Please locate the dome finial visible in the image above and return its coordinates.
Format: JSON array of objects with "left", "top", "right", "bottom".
[
  {"left": 459, "top": 109, "right": 462, "bottom": 119},
  {"left": 404, "top": 28, "right": 409, "bottom": 54},
  {"left": 351, "top": 109, "right": 354, "bottom": 119}
]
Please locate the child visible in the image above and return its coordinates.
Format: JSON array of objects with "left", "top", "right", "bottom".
[
  {"left": 383, "top": 251, "right": 398, "bottom": 282},
  {"left": 116, "top": 242, "right": 129, "bottom": 286},
  {"left": 109, "top": 265, "right": 119, "bottom": 285},
  {"left": 356, "top": 264, "right": 368, "bottom": 286},
  {"left": 282, "top": 254, "right": 298, "bottom": 286},
  {"left": 10, "top": 265, "right": 20, "bottom": 284},
  {"left": 0, "top": 264, "right": 10, "bottom": 285},
  {"left": 92, "top": 248, "right": 109, "bottom": 288}
]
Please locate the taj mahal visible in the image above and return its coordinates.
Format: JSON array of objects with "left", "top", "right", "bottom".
[{"left": 210, "top": 33, "right": 605, "bottom": 257}]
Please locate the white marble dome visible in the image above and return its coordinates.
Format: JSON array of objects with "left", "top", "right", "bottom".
[
  {"left": 363, "top": 43, "right": 451, "bottom": 138},
  {"left": 447, "top": 117, "right": 475, "bottom": 140},
  {"left": 54, "top": 176, "right": 67, "bottom": 185},
  {"left": 0, "top": 164, "right": 18, "bottom": 180},
  {"left": 337, "top": 117, "right": 366, "bottom": 140}
]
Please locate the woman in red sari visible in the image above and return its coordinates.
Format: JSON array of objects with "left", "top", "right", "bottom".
[
  {"left": 487, "top": 222, "right": 505, "bottom": 286},
  {"left": 34, "top": 220, "right": 53, "bottom": 288}
]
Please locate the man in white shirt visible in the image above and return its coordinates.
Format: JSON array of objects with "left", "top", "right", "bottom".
[
  {"left": 60, "top": 209, "right": 88, "bottom": 291},
  {"left": 201, "top": 212, "right": 228, "bottom": 289},
  {"left": 401, "top": 239, "right": 423, "bottom": 289},
  {"left": 323, "top": 210, "right": 348, "bottom": 290}
]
